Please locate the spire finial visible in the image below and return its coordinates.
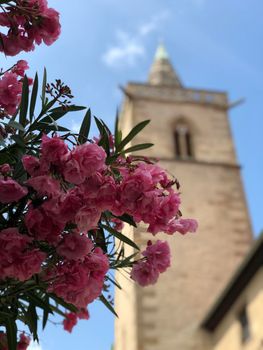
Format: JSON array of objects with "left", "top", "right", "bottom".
[
  {"left": 154, "top": 42, "right": 169, "bottom": 61},
  {"left": 148, "top": 43, "right": 183, "bottom": 87}
]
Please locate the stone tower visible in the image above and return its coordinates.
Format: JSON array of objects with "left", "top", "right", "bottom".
[{"left": 114, "top": 44, "right": 253, "bottom": 350}]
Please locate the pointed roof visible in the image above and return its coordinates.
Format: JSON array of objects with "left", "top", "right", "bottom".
[{"left": 148, "top": 43, "right": 183, "bottom": 87}]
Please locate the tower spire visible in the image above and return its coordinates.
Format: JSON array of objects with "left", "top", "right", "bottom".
[{"left": 148, "top": 43, "right": 183, "bottom": 87}]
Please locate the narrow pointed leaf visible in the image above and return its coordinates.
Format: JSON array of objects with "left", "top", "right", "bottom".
[
  {"left": 19, "top": 75, "right": 29, "bottom": 130},
  {"left": 29, "top": 73, "right": 38, "bottom": 121},
  {"left": 41, "top": 68, "right": 47, "bottom": 107},
  {"left": 78, "top": 108, "right": 91, "bottom": 144},
  {"left": 123, "top": 143, "right": 153, "bottom": 154},
  {"left": 5, "top": 318, "right": 17, "bottom": 350},
  {"left": 117, "top": 120, "right": 150, "bottom": 151},
  {"left": 100, "top": 294, "right": 118, "bottom": 318},
  {"left": 101, "top": 224, "right": 139, "bottom": 250}
]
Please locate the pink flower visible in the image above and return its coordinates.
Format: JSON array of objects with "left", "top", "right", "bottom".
[
  {"left": 28, "top": 8, "right": 61, "bottom": 46},
  {"left": 58, "top": 190, "right": 83, "bottom": 223},
  {"left": 131, "top": 261, "right": 159, "bottom": 287},
  {"left": 166, "top": 218, "right": 198, "bottom": 235},
  {"left": 95, "top": 176, "right": 117, "bottom": 211},
  {"left": 63, "top": 313, "right": 78, "bottom": 333},
  {"left": 48, "top": 248, "right": 109, "bottom": 308},
  {"left": 17, "top": 333, "right": 31, "bottom": 350},
  {"left": 0, "top": 163, "right": 11, "bottom": 175},
  {"left": 25, "top": 207, "right": 64, "bottom": 244},
  {"left": 62, "top": 156, "right": 84, "bottom": 185},
  {"left": 57, "top": 234, "right": 94, "bottom": 261},
  {"left": 0, "top": 228, "right": 46, "bottom": 281},
  {"left": 41, "top": 134, "right": 68, "bottom": 165},
  {"left": 77, "top": 308, "right": 89, "bottom": 320},
  {"left": 62, "top": 308, "right": 89, "bottom": 333},
  {"left": 27, "top": 175, "right": 60, "bottom": 197},
  {"left": 0, "top": 179, "right": 28, "bottom": 203},
  {"left": 64, "top": 143, "right": 106, "bottom": 184},
  {"left": 12, "top": 60, "right": 29, "bottom": 77},
  {"left": 0, "top": 1, "right": 61, "bottom": 56},
  {"left": 0, "top": 72, "right": 23, "bottom": 115},
  {"left": 75, "top": 206, "right": 101, "bottom": 232},
  {"left": 143, "top": 240, "right": 171, "bottom": 273},
  {"left": 22, "top": 155, "right": 42, "bottom": 176},
  {"left": 16, "top": 249, "right": 46, "bottom": 281}
]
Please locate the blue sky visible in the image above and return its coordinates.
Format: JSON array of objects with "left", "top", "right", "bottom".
[{"left": 3, "top": 0, "right": 263, "bottom": 349}]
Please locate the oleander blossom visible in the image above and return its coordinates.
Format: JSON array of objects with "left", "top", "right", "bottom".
[
  {"left": 48, "top": 247, "right": 109, "bottom": 308},
  {"left": 0, "top": 228, "right": 46, "bottom": 281},
  {"left": 63, "top": 309, "right": 89, "bottom": 333},
  {"left": 131, "top": 240, "right": 171, "bottom": 286},
  {"left": 0, "top": 179, "right": 28, "bottom": 203},
  {"left": 0, "top": 332, "right": 31, "bottom": 350},
  {"left": 0, "top": 60, "right": 30, "bottom": 116},
  {"left": 0, "top": 0, "right": 61, "bottom": 56}
]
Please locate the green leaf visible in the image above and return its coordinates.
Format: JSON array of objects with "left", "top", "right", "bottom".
[
  {"left": 78, "top": 108, "right": 91, "bottom": 144},
  {"left": 7, "top": 120, "right": 25, "bottom": 132},
  {"left": 13, "top": 160, "right": 26, "bottom": 180},
  {"left": 106, "top": 275, "right": 122, "bottom": 290},
  {"left": 94, "top": 227, "right": 107, "bottom": 253},
  {"left": 42, "top": 295, "right": 50, "bottom": 330},
  {"left": 41, "top": 68, "right": 47, "bottom": 107},
  {"left": 49, "top": 294, "right": 78, "bottom": 313},
  {"left": 116, "top": 120, "right": 150, "bottom": 151},
  {"left": 29, "top": 73, "right": 39, "bottom": 121},
  {"left": 5, "top": 318, "right": 17, "bottom": 350},
  {"left": 11, "top": 134, "right": 25, "bottom": 149},
  {"left": 26, "top": 291, "right": 53, "bottom": 315},
  {"left": 114, "top": 109, "right": 119, "bottom": 141},
  {"left": 39, "top": 110, "right": 67, "bottom": 125},
  {"left": 94, "top": 116, "right": 105, "bottom": 136},
  {"left": 94, "top": 117, "right": 111, "bottom": 155},
  {"left": 49, "top": 105, "right": 86, "bottom": 114},
  {"left": 19, "top": 76, "right": 29, "bottom": 130},
  {"left": 114, "top": 252, "right": 138, "bottom": 268},
  {"left": 99, "top": 294, "right": 118, "bottom": 318},
  {"left": 123, "top": 143, "right": 153, "bottom": 154},
  {"left": 114, "top": 213, "right": 137, "bottom": 227},
  {"left": 101, "top": 224, "right": 139, "bottom": 250},
  {"left": 26, "top": 302, "right": 38, "bottom": 341}
]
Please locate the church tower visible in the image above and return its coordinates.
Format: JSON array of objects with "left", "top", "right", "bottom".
[{"left": 114, "top": 44, "right": 253, "bottom": 350}]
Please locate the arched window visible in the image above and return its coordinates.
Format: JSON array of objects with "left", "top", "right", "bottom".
[{"left": 174, "top": 122, "right": 193, "bottom": 159}]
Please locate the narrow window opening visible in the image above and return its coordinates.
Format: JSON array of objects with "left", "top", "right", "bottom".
[
  {"left": 174, "top": 130, "right": 181, "bottom": 157},
  {"left": 185, "top": 131, "right": 192, "bottom": 157},
  {"left": 238, "top": 307, "right": 251, "bottom": 344},
  {"left": 174, "top": 123, "right": 194, "bottom": 159}
]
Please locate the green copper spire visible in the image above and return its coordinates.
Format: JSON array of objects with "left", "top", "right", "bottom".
[
  {"left": 154, "top": 43, "right": 169, "bottom": 61},
  {"left": 148, "top": 43, "right": 183, "bottom": 87}
]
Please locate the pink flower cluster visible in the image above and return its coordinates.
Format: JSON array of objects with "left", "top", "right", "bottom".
[
  {"left": 0, "top": 60, "right": 29, "bottom": 115},
  {"left": 117, "top": 162, "right": 197, "bottom": 235},
  {"left": 131, "top": 240, "right": 171, "bottom": 286},
  {"left": 0, "top": 0, "right": 60, "bottom": 56},
  {"left": 0, "top": 133, "right": 196, "bottom": 321},
  {"left": 0, "top": 228, "right": 46, "bottom": 281},
  {"left": 63, "top": 309, "right": 89, "bottom": 333},
  {"left": 47, "top": 247, "right": 109, "bottom": 308},
  {"left": 0, "top": 332, "right": 30, "bottom": 350}
]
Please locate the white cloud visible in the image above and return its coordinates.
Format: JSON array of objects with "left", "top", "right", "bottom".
[
  {"left": 138, "top": 11, "right": 170, "bottom": 37},
  {"left": 102, "top": 11, "right": 170, "bottom": 68}
]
